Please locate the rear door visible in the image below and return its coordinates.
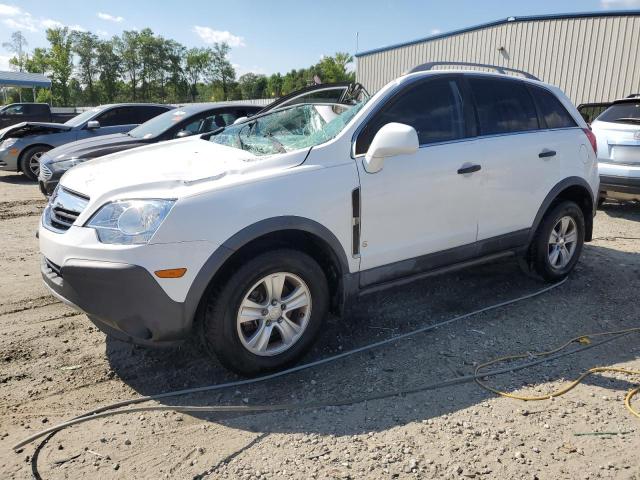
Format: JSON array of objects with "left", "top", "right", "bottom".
[
  {"left": 355, "top": 75, "right": 480, "bottom": 284},
  {"left": 469, "top": 77, "right": 580, "bottom": 245}
]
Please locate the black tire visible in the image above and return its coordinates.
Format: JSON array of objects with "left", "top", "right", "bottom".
[
  {"left": 597, "top": 195, "right": 606, "bottom": 209},
  {"left": 19, "top": 145, "right": 50, "bottom": 181},
  {"left": 198, "top": 249, "right": 329, "bottom": 376},
  {"left": 523, "top": 200, "right": 585, "bottom": 282}
]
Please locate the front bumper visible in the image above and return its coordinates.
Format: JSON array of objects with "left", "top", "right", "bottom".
[
  {"left": 39, "top": 178, "right": 58, "bottom": 196},
  {"left": 0, "top": 147, "right": 19, "bottom": 171},
  {"left": 39, "top": 218, "right": 221, "bottom": 345},
  {"left": 42, "top": 256, "right": 190, "bottom": 345}
]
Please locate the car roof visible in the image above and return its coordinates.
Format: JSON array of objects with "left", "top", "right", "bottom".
[
  {"left": 612, "top": 97, "right": 640, "bottom": 104},
  {"left": 172, "top": 102, "right": 261, "bottom": 113},
  {"left": 96, "top": 103, "right": 174, "bottom": 109}
]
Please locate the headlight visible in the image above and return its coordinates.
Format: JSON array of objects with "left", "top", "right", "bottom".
[
  {"left": 86, "top": 199, "right": 175, "bottom": 245},
  {"left": 53, "top": 158, "right": 83, "bottom": 170},
  {"left": 1, "top": 138, "right": 18, "bottom": 149}
]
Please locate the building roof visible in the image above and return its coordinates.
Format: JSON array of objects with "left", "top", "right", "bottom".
[
  {"left": 0, "top": 71, "right": 51, "bottom": 88},
  {"left": 355, "top": 10, "right": 640, "bottom": 58}
]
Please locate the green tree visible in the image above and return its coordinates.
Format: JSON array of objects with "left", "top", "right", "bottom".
[
  {"left": 115, "top": 31, "right": 141, "bottom": 101},
  {"left": 185, "top": 47, "right": 211, "bottom": 101},
  {"left": 3, "top": 31, "right": 28, "bottom": 71},
  {"left": 71, "top": 31, "right": 100, "bottom": 104},
  {"left": 267, "top": 73, "right": 283, "bottom": 98},
  {"left": 25, "top": 47, "right": 49, "bottom": 74},
  {"left": 208, "top": 43, "right": 235, "bottom": 100},
  {"left": 96, "top": 39, "right": 121, "bottom": 102},
  {"left": 46, "top": 27, "right": 74, "bottom": 106},
  {"left": 238, "top": 73, "right": 267, "bottom": 99},
  {"left": 316, "top": 52, "right": 354, "bottom": 83},
  {"left": 165, "top": 40, "right": 187, "bottom": 103}
]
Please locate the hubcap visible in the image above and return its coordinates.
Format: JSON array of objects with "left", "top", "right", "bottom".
[
  {"left": 236, "top": 272, "right": 312, "bottom": 356},
  {"left": 29, "top": 151, "right": 44, "bottom": 177},
  {"left": 548, "top": 216, "right": 578, "bottom": 269}
]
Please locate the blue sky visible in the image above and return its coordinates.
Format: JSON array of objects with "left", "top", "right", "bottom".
[{"left": 1, "top": 0, "right": 639, "bottom": 75}]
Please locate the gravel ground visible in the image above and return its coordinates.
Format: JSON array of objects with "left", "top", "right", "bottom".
[{"left": 0, "top": 170, "right": 639, "bottom": 480}]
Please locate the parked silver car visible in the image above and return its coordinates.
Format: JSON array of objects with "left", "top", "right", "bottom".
[
  {"left": 591, "top": 95, "right": 640, "bottom": 202},
  {"left": 0, "top": 103, "right": 172, "bottom": 180}
]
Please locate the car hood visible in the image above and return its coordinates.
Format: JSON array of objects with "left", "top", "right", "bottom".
[
  {"left": 60, "top": 137, "right": 310, "bottom": 201},
  {"left": 45, "top": 133, "right": 145, "bottom": 163},
  {"left": 0, "top": 121, "right": 71, "bottom": 140}
]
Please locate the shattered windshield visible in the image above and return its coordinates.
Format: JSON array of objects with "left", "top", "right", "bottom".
[{"left": 210, "top": 100, "right": 368, "bottom": 156}]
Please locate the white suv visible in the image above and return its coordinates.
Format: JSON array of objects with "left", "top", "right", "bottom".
[
  {"left": 39, "top": 65, "right": 599, "bottom": 375},
  {"left": 590, "top": 95, "right": 640, "bottom": 202}
]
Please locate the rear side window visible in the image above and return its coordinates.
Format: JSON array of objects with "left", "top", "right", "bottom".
[
  {"left": 132, "top": 106, "right": 170, "bottom": 124},
  {"left": 529, "top": 86, "right": 576, "bottom": 129},
  {"left": 97, "top": 107, "right": 135, "bottom": 126},
  {"left": 597, "top": 101, "right": 640, "bottom": 124},
  {"left": 469, "top": 77, "right": 538, "bottom": 135},
  {"left": 30, "top": 104, "right": 49, "bottom": 115},
  {"left": 356, "top": 77, "right": 466, "bottom": 154}
]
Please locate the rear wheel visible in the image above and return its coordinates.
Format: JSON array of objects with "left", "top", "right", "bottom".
[
  {"left": 198, "top": 249, "right": 329, "bottom": 376},
  {"left": 521, "top": 200, "right": 585, "bottom": 282},
  {"left": 19, "top": 145, "right": 50, "bottom": 181}
]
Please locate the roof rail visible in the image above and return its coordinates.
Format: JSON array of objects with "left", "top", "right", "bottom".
[
  {"left": 626, "top": 93, "right": 640, "bottom": 98},
  {"left": 407, "top": 62, "right": 540, "bottom": 81}
]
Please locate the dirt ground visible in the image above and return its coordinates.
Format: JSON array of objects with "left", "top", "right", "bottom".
[{"left": 1, "top": 169, "right": 639, "bottom": 480}]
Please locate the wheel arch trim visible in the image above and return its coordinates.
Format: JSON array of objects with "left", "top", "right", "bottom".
[
  {"left": 182, "top": 216, "right": 350, "bottom": 329},
  {"left": 528, "top": 176, "right": 595, "bottom": 244}
]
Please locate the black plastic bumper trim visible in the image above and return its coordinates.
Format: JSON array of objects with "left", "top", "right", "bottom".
[{"left": 41, "top": 257, "right": 189, "bottom": 344}]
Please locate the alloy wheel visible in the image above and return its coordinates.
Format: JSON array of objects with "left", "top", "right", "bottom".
[
  {"left": 548, "top": 216, "right": 578, "bottom": 269},
  {"left": 29, "top": 151, "right": 44, "bottom": 178},
  {"left": 236, "top": 272, "right": 312, "bottom": 356}
]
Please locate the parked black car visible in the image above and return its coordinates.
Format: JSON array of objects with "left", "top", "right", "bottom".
[
  {"left": 0, "top": 103, "right": 77, "bottom": 129},
  {"left": 39, "top": 103, "right": 260, "bottom": 195}
]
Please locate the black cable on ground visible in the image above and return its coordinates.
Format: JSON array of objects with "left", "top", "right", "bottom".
[{"left": 15, "top": 279, "right": 567, "bottom": 452}]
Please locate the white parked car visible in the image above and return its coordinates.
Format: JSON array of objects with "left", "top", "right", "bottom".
[
  {"left": 590, "top": 95, "right": 640, "bottom": 202},
  {"left": 39, "top": 64, "right": 599, "bottom": 375}
]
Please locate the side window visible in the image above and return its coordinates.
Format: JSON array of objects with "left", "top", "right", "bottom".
[
  {"left": 356, "top": 78, "right": 466, "bottom": 155},
  {"left": 529, "top": 86, "right": 577, "bottom": 129},
  {"left": 175, "top": 112, "right": 235, "bottom": 137},
  {"left": 469, "top": 77, "right": 539, "bottom": 135},
  {"left": 97, "top": 107, "right": 134, "bottom": 127},
  {"left": 4, "top": 105, "right": 24, "bottom": 115},
  {"left": 30, "top": 104, "right": 49, "bottom": 115},
  {"left": 133, "top": 106, "right": 169, "bottom": 124}
]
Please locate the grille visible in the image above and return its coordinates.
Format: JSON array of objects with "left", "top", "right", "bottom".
[
  {"left": 44, "top": 187, "right": 89, "bottom": 233},
  {"left": 40, "top": 163, "right": 52, "bottom": 180}
]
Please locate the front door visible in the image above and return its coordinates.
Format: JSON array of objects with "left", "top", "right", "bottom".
[{"left": 354, "top": 76, "right": 480, "bottom": 286}]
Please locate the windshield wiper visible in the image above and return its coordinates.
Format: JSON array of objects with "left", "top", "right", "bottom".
[{"left": 612, "top": 117, "right": 640, "bottom": 124}]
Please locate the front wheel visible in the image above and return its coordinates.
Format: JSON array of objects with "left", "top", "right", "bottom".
[
  {"left": 522, "top": 200, "right": 585, "bottom": 282},
  {"left": 20, "top": 145, "right": 50, "bottom": 181},
  {"left": 198, "top": 249, "right": 329, "bottom": 376}
]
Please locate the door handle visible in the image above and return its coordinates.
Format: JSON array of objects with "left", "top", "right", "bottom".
[
  {"left": 457, "top": 164, "right": 481, "bottom": 174},
  {"left": 538, "top": 149, "right": 557, "bottom": 158}
]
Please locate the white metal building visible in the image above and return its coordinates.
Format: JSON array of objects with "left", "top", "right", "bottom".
[{"left": 355, "top": 11, "right": 640, "bottom": 105}]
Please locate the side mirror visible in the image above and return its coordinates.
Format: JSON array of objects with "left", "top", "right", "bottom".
[
  {"left": 233, "top": 116, "right": 248, "bottom": 125},
  {"left": 86, "top": 120, "right": 100, "bottom": 130},
  {"left": 364, "top": 122, "right": 419, "bottom": 173},
  {"left": 176, "top": 130, "right": 193, "bottom": 138}
]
